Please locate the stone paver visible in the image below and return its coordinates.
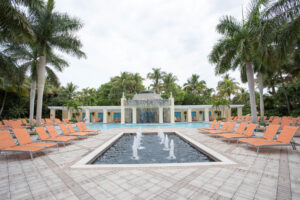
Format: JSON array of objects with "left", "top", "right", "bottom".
[{"left": 0, "top": 126, "right": 299, "bottom": 200}]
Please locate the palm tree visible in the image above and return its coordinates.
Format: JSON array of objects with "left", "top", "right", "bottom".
[
  {"left": 217, "top": 74, "right": 240, "bottom": 101},
  {"left": 0, "top": 63, "right": 28, "bottom": 117},
  {"left": 208, "top": 0, "right": 266, "bottom": 123},
  {"left": 132, "top": 73, "right": 144, "bottom": 93},
  {"left": 64, "top": 82, "right": 78, "bottom": 100},
  {"left": 257, "top": 0, "right": 300, "bottom": 115},
  {"left": 112, "top": 72, "right": 131, "bottom": 93},
  {"left": 147, "top": 68, "right": 166, "bottom": 93},
  {"left": 0, "top": 0, "right": 43, "bottom": 43},
  {"left": 4, "top": 43, "right": 68, "bottom": 124},
  {"left": 183, "top": 74, "right": 207, "bottom": 95},
  {"left": 33, "top": 0, "right": 86, "bottom": 125},
  {"left": 162, "top": 73, "right": 178, "bottom": 93}
]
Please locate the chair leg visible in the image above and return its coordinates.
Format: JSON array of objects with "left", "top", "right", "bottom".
[{"left": 29, "top": 152, "right": 33, "bottom": 160}]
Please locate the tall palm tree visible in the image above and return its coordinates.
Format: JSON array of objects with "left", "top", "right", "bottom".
[
  {"left": 147, "top": 68, "right": 166, "bottom": 93},
  {"left": 183, "top": 74, "right": 207, "bottom": 95},
  {"left": 0, "top": 61, "right": 28, "bottom": 117},
  {"left": 217, "top": 74, "right": 240, "bottom": 101},
  {"left": 162, "top": 73, "right": 178, "bottom": 94},
  {"left": 0, "top": 0, "right": 43, "bottom": 43},
  {"left": 4, "top": 43, "right": 68, "bottom": 124},
  {"left": 33, "top": 0, "right": 86, "bottom": 125},
  {"left": 64, "top": 82, "right": 78, "bottom": 100},
  {"left": 208, "top": 0, "right": 267, "bottom": 123},
  {"left": 132, "top": 73, "right": 144, "bottom": 93},
  {"left": 257, "top": 0, "right": 300, "bottom": 115}
]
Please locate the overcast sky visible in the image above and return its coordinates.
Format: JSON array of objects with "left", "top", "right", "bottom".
[{"left": 54, "top": 0, "right": 250, "bottom": 90}]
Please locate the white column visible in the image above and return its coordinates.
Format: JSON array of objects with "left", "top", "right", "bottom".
[
  {"left": 121, "top": 108, "right": 125, "bottom": 124},
  {"left": 67, "top": 109, "right": 72, "bottom": 120},
  {"left": 85, "top": 109, "right": 90, "bottom": 123},
  {"left": 227, "top": 108, "right": 231, "bottom": 117},
  {"left": 170, "top": 107, "right": 174, "bottom": 123},
  {"left": 187, "top": 108, "right": 192, "bottom": 123},
  {"left": 159, "top": 107, "right": 163, "bottom": 123},
  {"left": 121, "top": 92, "right": 126, "bottom": 124},
  {"left": 50, "top": 109, "right": 55, "bottom": 120},
  {"left": 204, "top": 108, "right": 209, "bottom": 122},
  {"left": 103, "top": 109, "right": 108, "bottom": 123},
  {"left": 222, "top": 107, "right": 226, "bottom": 118},
  {"left": 132, "top": 107, "right": 137, "bottom": 124},
  {"left": 237, "top": 107, "right": 242, "bottom": 116},
  {"left": 170, "top": 93, "right": 175, "bottom": 123}
]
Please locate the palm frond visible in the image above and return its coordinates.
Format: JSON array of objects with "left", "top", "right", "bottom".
[{"left": 216, "top": 16, "right": 241, "bottom": 37}]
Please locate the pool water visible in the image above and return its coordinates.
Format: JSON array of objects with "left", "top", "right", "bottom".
[
  {"left": 87, "top": 122, "right": 210, "bottom": 130},
  {"left": 92, "top": 133, "right": 215, "bottom": 165}
]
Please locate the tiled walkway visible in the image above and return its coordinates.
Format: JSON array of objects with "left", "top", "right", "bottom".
[{"left": 1, "top": 127, "right": 300, "bottom": 200}]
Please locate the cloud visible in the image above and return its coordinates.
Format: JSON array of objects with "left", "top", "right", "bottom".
[{"left": 54, "top": 0, "right": 250, "bottom": 90}]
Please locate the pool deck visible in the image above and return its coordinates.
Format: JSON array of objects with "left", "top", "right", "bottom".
[{"left": 1, "top": 127, "right": 300, "bottom": 200}]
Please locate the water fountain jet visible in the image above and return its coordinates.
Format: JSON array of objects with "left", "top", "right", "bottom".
[
  {"left": 131, "top": 136, "right": 139, "bottom": 160},
  {"left": 167, "top": 139, "right": 176, "bottom": 159},
  {"left": 163, "top": 135, "right": 169, "bottom": 151}
]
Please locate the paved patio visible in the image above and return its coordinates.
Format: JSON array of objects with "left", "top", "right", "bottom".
[{"left": 1, "top": 127, "right": 300, "bottom": 200}]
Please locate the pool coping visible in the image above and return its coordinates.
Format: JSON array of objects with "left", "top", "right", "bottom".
[{"left": 71, "top": 131, "right": 236, "bottom": 169}]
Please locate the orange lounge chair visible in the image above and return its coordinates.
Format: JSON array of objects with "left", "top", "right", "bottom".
[
  {"left": 227, "top": 116, "right": 233, "bottom": 121},
  {"left": 0, "top": 130, "right": 45, "bottom": 159},
  {"left": 203, "top": 121, "right": 230, "bottom": 133},
  {"left": 35, "top": 127, "right": 74, "bottom": 146},
  {"left": 54, "top": 118, "right": 62, "bottom": 124},
  {"left": 13, "top": 128, "right": 57, "bottom": 148},
  {"left": 77, "top": 122, "right": 100, "bottom": 133},
  {"left": 45, "top": 118, "right": 54, "bottom": 124},
  {"left": 266, "top": 116, "right": 274, "bottom": 123},
  {"left": 46, "top": 126, "right": 78, "bottom": 141},
  {"left": 67, "top": 124, "right": 96, "bottom": 135},
  {"left": 62, "top": 119, "right": 69, "bottom": 123},
  {"left": 197, "top": 120, "right": 217, "bottom": 130},
  {"left": 219, "top": 123, "right": 257, "bottom": 141},
  {"left": 270, "top": 117, "right": 281, "bottom": 125},
  {"left": 60, "top": 124, "right": 91, "bottom": 137},
  {"left": 206, "top": 122, "right": 236, "bottom": 134},
  {"left": 214, "top": 123, "right": 247, "bottom": 137},
  {"left": 21, "top": 119, "right": 29, "bottom": 126},
  {"left": 280, "top": 119, "right": 291, "bottom": 130},
  {"left": 246, "top": 126, "right": 299, "bottom": 152},
  {"left": 239, "top": 124, "right": 280, "bottom": 143},
  {"left": 198, "top": 121, "right": 222, "bottom": 131}
]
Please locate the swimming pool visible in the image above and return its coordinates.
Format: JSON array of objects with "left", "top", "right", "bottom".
[{"left": 86, "top": 122, "right": 210, "bottom": 130}]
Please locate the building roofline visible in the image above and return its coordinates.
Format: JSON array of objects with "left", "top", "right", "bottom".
[{"left": 48, "top": 104, "right": 244, "bottom": 111}]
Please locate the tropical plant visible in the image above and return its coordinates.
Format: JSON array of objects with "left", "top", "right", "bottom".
[
  {"left": 147, "top": 68, "right": 166, "bottom": 93},
  {"left": 162, "top": 73, "right": 177, "bottom": 94},
  {"left": 216, "top": 74, "right": 240, "bottom": 101},
  {"left": 4, "top": 43, "right": 68, "bottom": 124},
  {"left": 183, "top": 74, "right": 207, "bottom": 95},
  {"left": 212, "top": 98, "right": 230, "bottom": 118},
  {"left": 208, "top": 0, "right": 269, "bottom": 122},
  {"left": 32, "top": 0, "right": 86, "bottom": 125},
  {"left": 0, "top": 0, "right": 43, "bottom": 43},
  {"left": 63, "top": 82, "right": 78, "bottom": 100}
]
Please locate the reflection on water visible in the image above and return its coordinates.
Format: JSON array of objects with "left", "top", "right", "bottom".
[{"left": 92, "top": 133, "right": 214, "bottom": 165}]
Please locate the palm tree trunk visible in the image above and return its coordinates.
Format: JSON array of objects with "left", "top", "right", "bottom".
[
  {"left": 0, "top": 91, "right": 8, "bottom": 117},
  {"left": 245, "top": 62, "right": 258, "bottom": 123},
  {"left": 35, "top": 56, "right": 46, "bottom": 126},
  {"left": 257, "top": 72, "right": 265, "bottom": 122},
  {"left": 279, "top": 71, "right": 292, "bottom": 114},
  {"left": 29, "top": 79, "right": 36, "bottom": 125}
]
